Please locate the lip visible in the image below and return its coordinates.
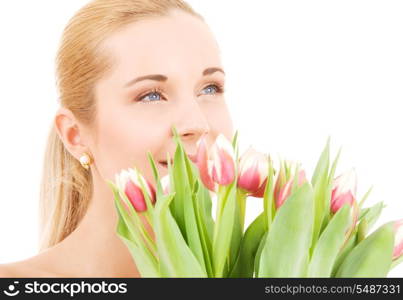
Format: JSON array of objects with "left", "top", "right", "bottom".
[
  {"left": 158, "top": 158, "right": 173, "bottom": 168},
  {"left": 158, "top": 161, "right": 169, "bottom": 168},
  {"left": 158, "top": 153, "right": 197, "bottom": 168}
]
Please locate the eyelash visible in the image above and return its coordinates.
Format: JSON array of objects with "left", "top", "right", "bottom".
[{"left": 135, "top": 83, "right": 225, "bottom": 103}]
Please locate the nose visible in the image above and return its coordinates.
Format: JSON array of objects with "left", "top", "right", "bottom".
[{"left": 174, "top": 99, "right": 210, "bottom": 153}]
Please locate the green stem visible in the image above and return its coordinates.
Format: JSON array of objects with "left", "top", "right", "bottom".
[
  {"left": 136, "top": 212, "right": 157, "bottom": 257},
  {"left": 237, "top": 189, "right": 247, "bottom": 232},
  {"left": 213, "top": 185, "right": 225, "bottom": 246},
  {"left": 213, "top": 184, "right": 232, "bottom": 277}
]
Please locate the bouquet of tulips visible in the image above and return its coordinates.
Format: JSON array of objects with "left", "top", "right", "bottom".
[{"left": 107, "top": 127, "right": 403, "bottom": 277}]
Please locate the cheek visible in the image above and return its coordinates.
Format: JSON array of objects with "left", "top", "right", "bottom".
[
  {"left": 93, "top": 109, "right": 165, "bottom": 182},
  {"left": 203, "top": 101, "right": 234, "bottom": 140}
]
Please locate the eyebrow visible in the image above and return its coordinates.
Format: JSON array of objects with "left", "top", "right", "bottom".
[{"left": 124, "top": 67, "right": 225, "bottom": 88}]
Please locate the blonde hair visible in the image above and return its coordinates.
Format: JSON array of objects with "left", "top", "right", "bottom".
[{"left": 38, "top": 0, "right": 203, "bottom": 252}]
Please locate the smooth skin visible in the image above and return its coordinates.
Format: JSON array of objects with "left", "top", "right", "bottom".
[{"left": 0, "top": 9, "right": 234, "bottom": 277}]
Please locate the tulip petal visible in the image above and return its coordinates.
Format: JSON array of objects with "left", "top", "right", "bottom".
[
  {"left": 250, "top": 178, "right": 267, "bottom": 198},
  {"left": 210, "top": 134, "right": 236, "bottom": 186},
  {"left": 331, "top": 190, "right": 355, "bottom": 213},
  {"left": 237, "top": 147, "right": 268, "bottom": 195},
  {"left": 276, "top": 179, "right": 292, "bottom": 208},
  {"left": 393, "top": 219, "right": 403, "bottom": 260},
  {"left": 195, "top": 136, "right": 216, "bottom": 191},
  {"left": 125, "top": 180, "right": 147, "bottom": 212}
]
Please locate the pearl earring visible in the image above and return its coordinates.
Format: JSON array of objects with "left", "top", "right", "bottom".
[{"left": 79, "top": 152, "right": 92, "bottom": 170}]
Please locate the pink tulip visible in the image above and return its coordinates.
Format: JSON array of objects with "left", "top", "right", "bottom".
[
  {"left": 237, "top": 146, "right": 268, "bottom": 197},
  {"left": 193, "top": 134, "right": 235, "bottom": 191},
  {"left": 210, "top": 134, "right": 236, "bottom": 186},
  {"left": 393, "top": 219, "right": 403, "bottom": 260},
  {"left": 115, "top": 168, "right": 156, "bottom": 212},
  {"left": 275, "top": 169, "right": 307, "bottom": 208},
  {"left": 330, "top": 169, "right": 360, "bottom": 237},
  {"left": 249, "top": 177, "right": 268, "bottom": 198},
  {"left": 193, "top": 135, "right": 217, "bottom": 192},
  {"left": 273, "top": 163, "right": 287, "bottom": 202},
  {"left": 330, "top": 169, "right": 357, "bottom": 214}
]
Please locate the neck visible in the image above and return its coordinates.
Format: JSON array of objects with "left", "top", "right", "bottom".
[{"left": 39, "top": 168, "right": 141, "bottom": 277}]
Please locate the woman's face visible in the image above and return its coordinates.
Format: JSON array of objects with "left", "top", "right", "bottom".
[{"left": 91, "top": 9, "right": 234, "bottom": 185}]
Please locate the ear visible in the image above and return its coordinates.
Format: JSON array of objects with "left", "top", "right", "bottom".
[{"left": 54, "top": 107, "right": 90, "bottom": 160}]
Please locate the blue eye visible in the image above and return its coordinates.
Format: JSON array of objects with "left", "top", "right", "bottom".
[
  {"left": 202, "top": 84, "right": 221, "bottom": 95},
  {"left": 136, "top": 83, "right": 224, "bottom": 103},
  {"left": 141, "top": 91, "right": 161, "bottom": 102},
  {"left": 137, "top": 88, "right": 164, "bottom": 103}
]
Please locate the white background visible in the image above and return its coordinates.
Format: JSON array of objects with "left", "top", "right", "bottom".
[{"left": 0, "top": 0, "right": 402, "bottom": 277}]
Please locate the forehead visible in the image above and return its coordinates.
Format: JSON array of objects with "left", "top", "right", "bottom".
[{"left": 101, "top": 10, "right": 222, "bottom": 81}]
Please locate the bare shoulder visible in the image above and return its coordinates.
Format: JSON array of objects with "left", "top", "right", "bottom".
[
  {"left": 0, "top": 263, "right": 18, "bottom": 277},
  {"left": 0, "top": 254, "right": 56, "bottom": 278},
  {"left": 0, "top": 264, "right": 11, "bottom": 277}
]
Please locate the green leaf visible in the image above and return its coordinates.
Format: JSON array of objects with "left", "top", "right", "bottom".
[
  {"left": 311, "top": 136, "right": 330, "bottom": 187},
  {"left": 116, "top": 215, "right": 160, "bottom": 277},
  {"left": 227, "top": 192, "right": 243, "bottom": 275},
  {"left": 212, "top": 133, "right": 240, "bottom": 277},
  {"left": 184, "top": 146, "right": 215, "bottom": 247},
  {"left": 258, "top": 183, "right": 314, "bottom": 277},
  {"left": 184, "top": 151, "right": 197, "bottom": 189},
  {"left": 184, "top": 150, "right": 215, "bottom": 254},
  {"left": 195, "top": 179, "right": 215, "bottom": 245},
  {"left": 357, "top": 201, "right": 384, "bottom": 243},
  {"left": 357, "top": 219, "right": 368, "bottom": 243},
  {"left": 153, "top": 191, "right": 207, "bottom": 277},
  {"left": 173, "top": 140, "right": 207, "bottom": 273},
  {"left": 193, "top": 179, "right": 214, "bottom": 277},
  {"left": 212, "top": 182, "right": 237, "bottom": 277},
  {"left": 109, "top": 181, "right": 159, "bottom": 276},
  {"left": 328, "top": 146, "right": 342, "bottom": 185},
  {"left": 263, "top": 156, "right": 275, "bottom": 228},
  {"left": 358, "top": 185, "right": 374, "bottom": 209},
  {"left": 183, "top": 177, "right": 207, "bottom": 274},
  {"left": 307, "top": 204, "right": 351, "bottom": 277},
  {"left": 310, "top": 138, "right": 331, "bottom": 255},
  {"left": 321, "top": 146, "right": 342, "bottom": 228},
  {"left": 108, "top": 181, "right": 156, "bottom": 253},
  {"left": 147, "top": 151, "right": 163, "bottom": 196},
  {"left": 361, "top": 202, "right": 384, "bottom": 230},
  {"left": 336, "top": 222, "right": 395, "bottom": 277},
  {"left": 291, "top": 163, "right": 301, "bottom": 192},
  {"left": 254, "top": 231, "right": 268, "bottom": 277},
  {"left": 331, "top": 229, "right": 358, "bottom": 276},
  {"left": 229, "top": 212, "right": 267, "bottom": 277},
  {"left": 169, "top": 137, "right": 188, "bottom": 240}
]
